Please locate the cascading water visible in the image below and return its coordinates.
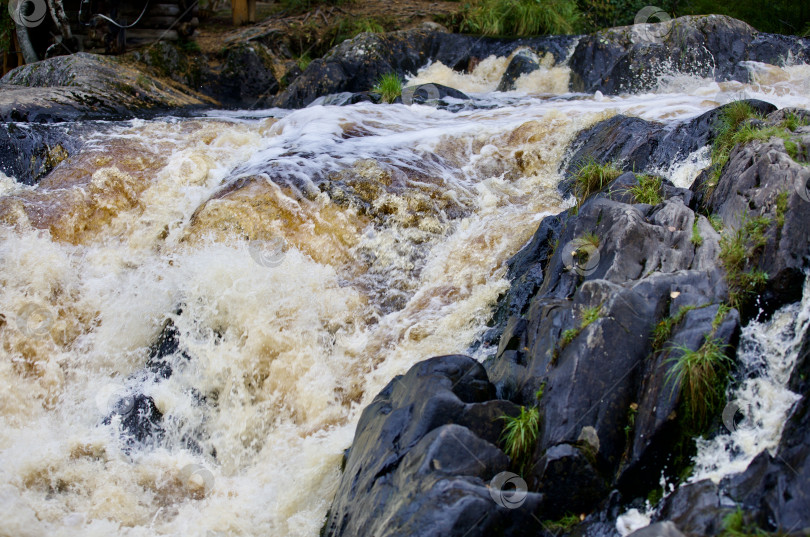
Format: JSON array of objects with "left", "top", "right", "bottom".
[{"left": 1, "top": 50, "right": 810, "bottom": 537}]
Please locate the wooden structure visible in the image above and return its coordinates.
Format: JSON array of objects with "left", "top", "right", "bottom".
[
  {"left": 231, "top": 0, "right": 256, "bottom": 26},
  {"left": 62, "top": 0, "right": 200, "bottom": 52}
]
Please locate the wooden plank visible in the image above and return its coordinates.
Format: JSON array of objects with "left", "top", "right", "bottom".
[
  {"left": 247, "top": 0, "right": 256, "bottom": 23},
  {"left": 232, "top": 0, "right": 248, "bottom": 25}
]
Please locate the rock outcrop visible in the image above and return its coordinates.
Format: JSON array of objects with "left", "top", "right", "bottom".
[
  {"left": 323, "top": 101, "right": 810, "bottom": 536},
  {"left": 569, "top": 15, "right": 810, "bottom": 94}
]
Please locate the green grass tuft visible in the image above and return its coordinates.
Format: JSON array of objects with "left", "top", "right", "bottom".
[
  {"left": 652, "top": 305, "right": 700, "bottom": 351},
  {"left": 460, "top": 0, "right": 581, "bottom": 36},
  {"left": 372, "top": 73, "right": 403, "bottom": 104},
  {"left": 572, "top": 158, "right": 622, "bottom": 208},
  {"left": 666, "top": 337, "right": 733, "bottom": 429},
  {"left": 542, "top": 513, "right": 582, "bottom": 534},
  {"left": 719, "top": 215, "right": 771, "bottom": 310},
  {"left": 500, "top": 406, "right": 540, "bottom": 474},
  {"left": 630, "top": 174, "right": 663, "bottom": 205},
  {"left": 775, "top": 190, "right": 789, "bottom": 229},
  {"left": 709, "top": 214, "right": 724, "bottom": 233},
  {"left": 559, "top": 304, "right": 602, "bottom": 351},
  {"left": 691, "top": 218, "right": 704, "bottom": 247}
]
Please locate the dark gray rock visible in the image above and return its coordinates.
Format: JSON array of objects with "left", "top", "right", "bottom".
[
  {"left": 0, "top": 121, "right": 90, "bottom": 184},
  {"left": 322, "top": 355, "right": 547, "bottom": 537},
  {"left": 497, "top": 49, "right": 541, "bottom": 92},
  {"left": 274, "top": 27, "right": 577, "bottom": 108},
  {"left": 0, "top": 52, "right": 214, "bottom": 122},
  {"left": 569, "top": 15, "right": 810, "bottom": 94},
  {"left": 560, "top": 100, "right": 778, "bottom": 197}
]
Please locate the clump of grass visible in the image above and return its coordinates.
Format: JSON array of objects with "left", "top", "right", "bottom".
[
  {"left": 460, "top": 0, "right": 582, "bottom": 36},
  {"left": 666, "top": 337, "right": 733, "bottom": 429},
  {"left": 624, "top": 402, "right": 638, "bottom": 443},
  {"left": 535, "top": 381, "right": 546, "bottom": 402},
  {"left": 572, "top": 158, "right": 622, "bottom": 207},
  {"left": 719, "top": 215, "right": 771, "bottom": 310},
  {"left": 630, "top": 174, "right": 663, "bottom": 205},
  {"left": 708, "top": 102, "right": 807, "bottom": 196},
  {"left": 691, "top": 218, "right": 704, "bottom": 247},
  {"left": 652, "top": 304, "right": 700, "bottom": 350},
  {"left": 581, "top": 231, "right": 600, "bottom": 248},
  {"left": 720, "top": 506, "right": 770, "bottom": 537},
  {"left": 500, "top": 406, "right": 540, "bottom": 474},
  {"left": 357, "top": 18, "right": 385, "bottom": 34},
  {"left": 296, "top": 53, "right": 312, "bottom": 71},
  {"left": 709, "top": 214, "right": 724, "bottom": 233},
  {"left": 712, "top": 304, "right": 731, "bottom": 332},
  {"left": 372, "top": 73, "right": 402, "bottom": 104},
  {"left": 559, "top": 305, "right": 602, "bottom": 349},
  {"left": 542, "top": 513, "right": 582, "bottom": 534},
  {"left": 775, "top": 190, "right": 789, "bottom": 229}
]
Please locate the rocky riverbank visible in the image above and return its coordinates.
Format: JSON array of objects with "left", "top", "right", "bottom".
[{"left": 2, "top": 12, "right": 810, "bottom": 537}]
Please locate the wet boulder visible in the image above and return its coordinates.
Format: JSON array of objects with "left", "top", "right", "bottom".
[
  {"left": 560, "top": 100, "right": 777, "bottom": 197},
  {"left": 322, "top": 354, "right": 547, "bottom": 537},
  {"left": 569, "top": 15, "right": 810, "bottom": 94},
  {"left": 0, "top": 52, "right": 215, "bottom": 123},
  {"left": 274, "top": 26, "right": 577, "bottom": 108},
  {"left": 0, "top": 121, "right": 89, "bottom": 184},
  {"left": 497, "top": 49, "right": 541, "bottom": 92}
]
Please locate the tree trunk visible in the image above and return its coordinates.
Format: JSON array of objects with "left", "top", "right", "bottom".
[
  {"left": 14, "top": 23, "right": 38, "bottom": 64},
  {"left": 47, "top": 0, "right": 73, "bottom": 42}
]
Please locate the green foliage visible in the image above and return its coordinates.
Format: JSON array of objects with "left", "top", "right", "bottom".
[
  {"left": 542, "top": 513, "right": 582, "bottom": 533},
  {"left": 559, "top": 305, "right": 602, "bottom": 350},
  {"left": 372, "top": 73, "right": 402, "bottom": 104},
  {"left": 677, "top": 0, "right": 810, "bottom": 35},
  {"left": 709, "top": 214, "right": 724, "bottom": 233},
  {"left": 666, "top": 337, "right": 732, "bottom": 429},
  {"left": 775, "top": 191, "right": 789, "bottom": 229},
  {"left": 577, "top": 0, "right": 679, "bottom": 32},
  {"left": 353, "top": 17, "right": 385, "bottom": 34},
  {"left": 535, "top": 381, "right": 546, "bottom": 402},
  {"left": 581, "top": 231, "right": 600, "bottom": 248},
  {"left": 624, "top": 402, "right": 638, "bottom": 443},
  {"left": 712, "top": 304, "right": 731, "bottom": 332},
  {"left": 719, "top": 507, "right": 775, "bottom": 536},
  {"left": 709, "top": 103, "right": 807, "bottom": 195},
  {"left": 652, "top": 305, "right": 700, "bottom": 350},
  {"left": 296, "top": 53, "right": 312, "bottom": 71},
  {"left": 630, "top": 174, "right": 663, "bottom": 205},
  {"left": 460, "top": 0, "right": 582, "bottom": 37},
  {"left": 719, "top": 215, "right": 771, "bottom": 310},
  {"left": 573, "top": 158, "right": 622, "bottom": 208},
  {"left": 500, "top": 406, "right": 540, "bottom": 474},
  {"left": 179, "top": 39, "right": 201, "bottom": 53},
  {"left": 691, "top": 218, "right": 703, "bottom": 247}
]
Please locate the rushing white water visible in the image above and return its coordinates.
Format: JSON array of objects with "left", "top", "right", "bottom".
[{"left": 1, "top": 54, "right": 810, "bottom": 537}]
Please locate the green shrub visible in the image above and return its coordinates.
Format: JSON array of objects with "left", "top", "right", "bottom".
[
  {"left": 630, "top": 174, "right": 663, "bottom": 205},
  {"left": 542, "top": 513, "right": 582, "bottom": 534},
  {"left": 500, "top": 406, "right": 540, "bottom": 474},
  {"left": 775, "top": 191, "right": 789, "bottom": 229},
  {"left": 461, "top": 0, "right": 582, "bottom": 36},
  {"left": 372, "top": 73, "right": 402, "bottom": 104},
  {"left": 572, "top": 159, "right": 622, "bottom": 208}
]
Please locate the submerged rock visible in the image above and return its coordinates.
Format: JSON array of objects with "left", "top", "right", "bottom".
[{"left": 497, "top": 49, "right": 541, "bottom": 92}]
